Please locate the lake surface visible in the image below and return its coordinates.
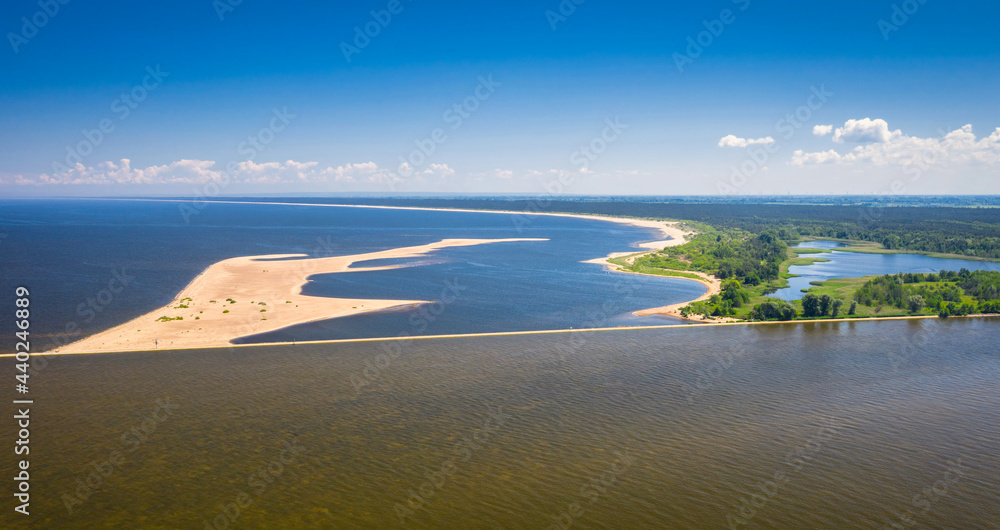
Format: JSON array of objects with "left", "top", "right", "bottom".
[
  {"left": 0, "top": 199, "right": 704, "bottom": 352},
  {"left": 770, "top": 241, "right": 1000, "bottom": 300},
  {"left": 4, "top": 317, "right": 998, "bottom": 528}
]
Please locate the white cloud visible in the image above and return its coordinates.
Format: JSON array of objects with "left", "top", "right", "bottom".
[
  {"left": 718, "top": 134, "right": 776, "bottom": 148},
  {"left": 790, "top": 121, "right": 1000, "bottom": 168},
  {"left": 4, "top": 159, "right": 396, "bottom": 186},
  {"left": 789, "top": 149, "right": 843, "bottom": 165},
  {"left": 831, "top": 118, "right": 900, "bottom": 144},
  {"left": 813, "top": 125, "right": 833, "bottom": 136},
  {"left": 421, "top": 163, "right": 455, "bottom": 179}
]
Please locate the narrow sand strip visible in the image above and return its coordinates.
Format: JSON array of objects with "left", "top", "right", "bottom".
[
  {"left": 68, "top": 197, "right": 693, "bottom": 256},
  {"left": 12, "top": 314, "right": 993, "bottom": 358},
  {"left": 58, "top": 238, "right": 546, "bottom": 354}
]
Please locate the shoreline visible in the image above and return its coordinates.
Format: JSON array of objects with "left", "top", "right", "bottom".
[
  {"left": 56, "top": 237, "right": 547, "bottom": 354},
  {"left": 8, "top": 314, "right": 996, "bottom": 358},
  {"left": 62, "top": 197, "right": 713, "bottom": 328}
]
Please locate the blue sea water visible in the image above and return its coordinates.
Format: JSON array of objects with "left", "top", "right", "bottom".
[
  {"left": 0, "top": 199, "right": 702, "bottom": 351},
  {"left": 4, "top": 200, "right": 999, "bottom": 351}
]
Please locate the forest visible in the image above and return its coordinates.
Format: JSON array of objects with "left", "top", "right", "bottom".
[
  {"left": 631, "top": 229, "right": 787, "bottom": 286},
  {"left": 267, "top": 198, "right": 1000, "bottom": 259},
  {"left": 854, "top": 269, "right": 1000, "bottom": 316}
]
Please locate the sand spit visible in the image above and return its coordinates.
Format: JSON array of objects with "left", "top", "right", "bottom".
[
  {"left": 15, "top": 314, "right": 997, "bottom": 358},
  {"left": 58, "top": 238, "right": 546, "bottom": 354}
]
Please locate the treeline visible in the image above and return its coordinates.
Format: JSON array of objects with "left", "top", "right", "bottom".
[
  {"left": 635, "top": 230, "right": 787, "bottom": 286},
  {"left": 854, "top": 269, "right": 1000, "bottom": 316},
  {"left": 747, "top": 295, "right": 857, "bottom": 321},
  {"left": 282, "top": 199, "right": 1000, "bottom": 259}
]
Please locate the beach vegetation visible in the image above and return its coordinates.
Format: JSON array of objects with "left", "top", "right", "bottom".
[
  {"left": 747, "top": 299, "right": 797, "bottom": 321},
  {"left": 632, "top": 229, "right": 787, "bottom": 286}
]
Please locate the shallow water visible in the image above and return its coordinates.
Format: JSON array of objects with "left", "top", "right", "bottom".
[
  {"left": 771, "top": 241, "right": 1000, "bottom": 300},
  {"left": 5, "top": 317, "right": 999, "bottom": 528}
]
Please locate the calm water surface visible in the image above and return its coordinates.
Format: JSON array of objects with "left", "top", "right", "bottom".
[
  {"left": 4, "top": 318, "right": 998, "bottom": 528},
  {"left": 771, "top": 241, "right": 1000, "bottom": 300}
]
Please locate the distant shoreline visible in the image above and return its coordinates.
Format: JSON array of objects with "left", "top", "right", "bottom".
[
  {"left": 23, "top": 198, "right": 994, "bottom": 355},
  {"left": 46, "top": 198, "right": 702, "bottom": 354}
]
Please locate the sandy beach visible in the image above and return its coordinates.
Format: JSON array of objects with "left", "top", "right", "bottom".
[
  {"left": 52, "top": 199, "right": 713, "bottom": 354},
  {"left": 58, "top": 238, "right": 546, "bottom": 354}
]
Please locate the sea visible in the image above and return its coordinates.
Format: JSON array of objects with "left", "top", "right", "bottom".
[
  {"left": 3, "top": 319, "right": 999, "bottom": 528},
  {"left": 0, "top": 198, "right": 998, "bottom": 528}
]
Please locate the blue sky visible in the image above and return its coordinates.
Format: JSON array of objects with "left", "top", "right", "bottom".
[{"left": 2, "top": 0, "right": 999, "bottom": 196}]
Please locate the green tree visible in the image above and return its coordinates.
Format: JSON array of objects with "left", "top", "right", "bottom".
[
  {"left": 907, "top": 294, "right": 926, "bottom": 313},
  {"left": 831, "top": 299, "right": 843, "bottom": 318},
  {"left": 848, "top": 300, "right": 857, "bottom": 315},
  {"left": 749, "top": 299, "right": 797, "bottom": 321},
  {"left": 819, "top": 294, "right": 833, "bottom": 316},
  {"left": 802, "top": 293, "right": 821, "bottom": 318}
]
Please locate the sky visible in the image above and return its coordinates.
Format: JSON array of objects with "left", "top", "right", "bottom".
[{"left": 1, "top": 0, "right": 999, "bottom": 197}]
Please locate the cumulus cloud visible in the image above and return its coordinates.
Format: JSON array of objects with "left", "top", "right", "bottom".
[
  {"left": 813, "top": 125, "right": 833, "bottom": 136},
  {"left": 718, "top": 134, "right": 776, "bottom": 148},
  {"left": 831, "top": 118, "right": 900, "bottom": 144},
  {"left": 790, "top": 121, "right": 1000, "bottom": 168},
  {"left": 3, "top": 159, "right": 397, "bottom": 186},
  {"left": 421, "top": 163, "right": 455, "bottom": 179}
]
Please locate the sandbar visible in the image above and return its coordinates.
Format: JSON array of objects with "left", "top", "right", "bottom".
[{"left": 58, "top": 238, "right": 546, "bottom": 354}]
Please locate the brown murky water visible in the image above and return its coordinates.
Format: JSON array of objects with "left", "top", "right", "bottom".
[{"left": 4, "top": 318, "right": 1000, "bottom": 528}]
